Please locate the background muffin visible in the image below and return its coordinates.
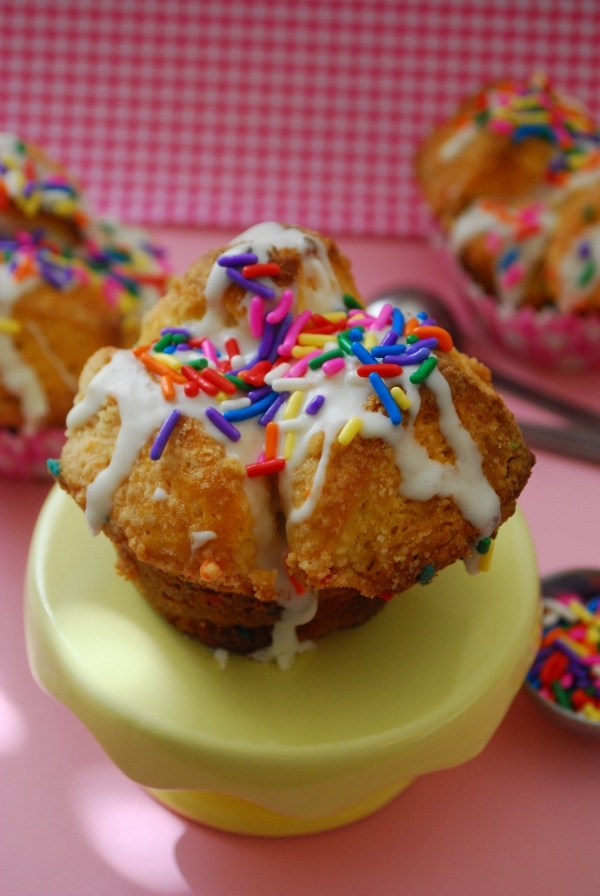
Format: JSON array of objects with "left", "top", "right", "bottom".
[
  {"left": 416, "top": 74, "right": 600, "bottom": 369},
  {"left": 0, "top": 133, "right": 170, "bottom": 477}
]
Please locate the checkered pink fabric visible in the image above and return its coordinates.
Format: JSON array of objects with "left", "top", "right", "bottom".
[{"left": 2, "top": 1, "right": 600, "bottom": 238}]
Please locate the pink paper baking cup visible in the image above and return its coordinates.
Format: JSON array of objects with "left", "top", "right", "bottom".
[
  {"left": 0, "top": 428, "right": 65, "bottom": 480},
  {"left": 432, "top": 230, "right": 600, "bottom": 371},
  {"left": 463, "top": 279, "right": 600, "bottom": 372}
]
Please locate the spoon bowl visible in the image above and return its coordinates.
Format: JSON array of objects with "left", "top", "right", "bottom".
[{"left": 525, "top": 569, "right": 600, "bottom": 738}]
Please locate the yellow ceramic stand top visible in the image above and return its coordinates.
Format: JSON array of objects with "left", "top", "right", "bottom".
[{"left": 26, "top": 486, "right": 540, "bottom": 836}]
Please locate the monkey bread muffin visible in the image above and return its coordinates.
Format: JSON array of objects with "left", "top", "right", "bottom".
[
  {"left": 416, "top": 73, "right": 600, "bottom": 368},
  {"left": 0, "top": 132, "right": 170, "bottom": 476},
  {"left": 53, "top": 222, "right": 534, "bottom": 668}
]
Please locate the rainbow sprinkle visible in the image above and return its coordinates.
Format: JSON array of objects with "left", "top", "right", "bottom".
[
  {"left": 470, "top": 75, "right": 600, "bottom": 183},
  {"left": 0, "top": 227, "right": 170, "bottom": 329},
  {"left": 0, "top": 133, "right": 89, "bottom": 226},
  {"left": 135, "top": 250, "right": 455, "bottom": 480},
  {"left": 150, "top": 409, "right": 181, "bottom": 460},
  {"left": 527, "top": 589, "right": 600, "bottom": 722},
  {"left": 338, "top": 416, "right": 363, "bottom": 445}
]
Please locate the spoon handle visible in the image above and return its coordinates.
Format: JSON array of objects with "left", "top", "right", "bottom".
[
  {"left": 518, "top": 422, "right": 600, "bottom": 466},
  {"left": 491, "top": 372, "right": 600, "bottom": 432}
]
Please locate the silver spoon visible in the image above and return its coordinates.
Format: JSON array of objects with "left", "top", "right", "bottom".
[
  {"left": 524, "top": 569, "right": 600, "bottom": 738},
  {"left": 367, "top": 288, "right": 600, "bottom": 465}
]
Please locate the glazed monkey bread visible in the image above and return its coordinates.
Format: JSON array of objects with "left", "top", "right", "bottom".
[
  {"left": 55, "top": 222, "right": 534, "bottom": 667},
  {"left": 416, "top": 75, "right": 600, "bottom": 314},
  {"left": 0, "top": 132, "right": 169, "bottom": 435}
]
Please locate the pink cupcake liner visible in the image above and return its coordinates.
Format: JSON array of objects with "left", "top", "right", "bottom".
[
  {"left": 463, "top": 279, "right": 600, "bottom": 372},
  {"left": 433, "top": 233, "right": 600, "bottom": 371},
  {"left": 0, "top": 427, "right": 65, "bottom": 480}
]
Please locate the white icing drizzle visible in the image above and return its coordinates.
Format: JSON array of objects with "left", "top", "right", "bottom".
[
  {"left": 205, "top": 222, "right": 342, "bottom": 321},
  {"left": 67, "top": 223, "right": 504, "bottom": 667},
  {"left": 559, "top": 164, "right": 600, "bottom": 198},
  {"left": 438, "top": 122, "right": 478, "bottom": 161},
  {"left": 451, "top": 206, "right": 513, "bottom": 252},
  {"left": 0, "top": 132, "right": 90, "bottom": 223},
  {"left": 0, "top": 262, "right": 67, "bottom": 429},
  {"left": 396, "top": 370, "right": 500, "bottom": 533},
  {"left": 558, "top": 223, "right": 600, "bottom": 312},
  {"left": 152, "top": 487, "right": 167, "bottom": 502},
  {"left": 213, "top": 648, "right": 229, "bottom": 670},
  {"left": 251, "top": 593, "right": 317, "bottom": 671},
  {"left": 0, "top": 304, "right": 83, "bottom": 431},
  {"left": 0, "top": 165, "right": 167, "bottom": 430},
  {"left": 0, "top": 332, "right": 48, "bottom": 432},
  {"left": 277, "top": 362, "right": 499, "bottom": 535},
  {"left": 0, "top": 264, "right": 38, "bottom": 306},
  {"left": 24, "top": 319, "right": 79, "bottom": 392},
  {"left": 67, "top": 351, "right": 175, "bottom": 534},
  {"left": 190, "top": 530, "right": 217, "bottom": 556},
  {"left": 451, "top": 202, "right": 556, "bottom": 308},
  {"left": 463, "top": 548, "right": 482, "bottom": 576}
]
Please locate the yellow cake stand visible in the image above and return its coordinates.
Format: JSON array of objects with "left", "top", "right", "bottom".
[{"left": 25, "top": 486, "right": 540, "bottom": 836}]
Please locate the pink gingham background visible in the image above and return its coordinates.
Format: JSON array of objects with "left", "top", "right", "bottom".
[{"left": 2, "top": 0, "right": 600, "bottom": 238}]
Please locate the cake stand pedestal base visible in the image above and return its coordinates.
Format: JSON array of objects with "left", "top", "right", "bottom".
[
  {"left": 147, "top": 780, "right": 413, "bottom": 836},
  {"left": 25, "top": 487, "right": 540, "bottom": 838}
]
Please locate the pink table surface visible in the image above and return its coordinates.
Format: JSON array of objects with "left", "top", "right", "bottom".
[{"left": 1, "top": 230, "right": 599, "bottom": 896}]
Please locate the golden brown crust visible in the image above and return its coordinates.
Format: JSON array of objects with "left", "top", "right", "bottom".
[
  {"left": 140, "top": 226, "right": 361, "bottom": 344},
  {"left": 0, "top": 283, "right": 121, "bottom": 429},
  {"left": 61, "top": 359, "right": 266, "bottom": 597},
  {"left": 114, "top": 541, "right": 385, "bottom": 653},
  {"left": 57, "top": 228, "right": 535, "bottom": 655},
  {"left": 415, "top": 81, "right": 600, "bottom": 313},
  {"left": 545, "top": 184, "right": 600, "bottom": 310},
  {"left": 0, "top": 140, "right": 85, "bottom": 246},
  {"left": 58, "top": 346, "right": 534, "bottom": 651},
  {"left": 0, "top": 204, "right": 82, "bottom": 248},
  {"left": 415, "top": 86, "right": 554, "bottom": 228},
  {"left": 286, "top": 350, "right": 534, "bottom": 597},
  {"left": 0, "top": 140, "right": 143, "bottom": 432},
  {"left": 458, "top": 230, "right": 551, "bottom": 309}
]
